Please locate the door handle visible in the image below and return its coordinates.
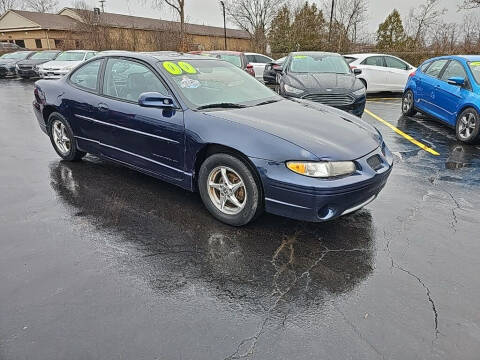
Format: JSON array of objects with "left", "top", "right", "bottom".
[{"left": 98, "top": 103, "right": 109, "bottom": 112}]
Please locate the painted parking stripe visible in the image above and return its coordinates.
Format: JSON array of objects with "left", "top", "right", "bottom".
[{"left": 364, "top": 109, "right": 440, "bottom": 156}]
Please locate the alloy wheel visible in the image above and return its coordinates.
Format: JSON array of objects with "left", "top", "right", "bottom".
[
  {"left": 458, "top": 112, "right": 477, "bottom": 140},
  {"left": 207, "top": 166, "right": 247, "bottom": 215},
  {"left": 402, "top": 92, "right": 413, "bottom": 114},
  {"left": 52, "top": 120, "right": 71, "bottom": 155}
]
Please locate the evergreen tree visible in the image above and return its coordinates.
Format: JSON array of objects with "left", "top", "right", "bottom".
[
  {"left": 376, "top": 9, "right": 406, "bottom": 50},
  {"left": 268, "top": 5, "right": 292, "bottom": 54},
  {"left": 291, "top": 2, "right": 326, "bottom": 51}
]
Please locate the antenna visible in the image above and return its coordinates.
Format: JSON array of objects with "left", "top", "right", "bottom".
[{"left": 99, "top": 0, "right": 106, "bottom": 12}]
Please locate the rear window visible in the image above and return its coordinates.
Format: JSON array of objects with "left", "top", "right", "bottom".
[{"left": 216, "top": 54, "right": 242, "bottom": 68}]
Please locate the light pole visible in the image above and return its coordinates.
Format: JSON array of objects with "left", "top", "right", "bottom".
[
  {"left": 328, "top": 0, "right": 335, "bottom": 45},
  {"left": 220, "top": 1, "right": 227, "bottom": 50}
]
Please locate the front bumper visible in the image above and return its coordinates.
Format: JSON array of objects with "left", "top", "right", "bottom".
[
  {"left": 38, "top": 69, "right": 69, "bottom": 79},
  {"left": 0, "top": 65, "right": 16, "bottom": 77},
  {"left": 16, "top": 67, "right": 38, "bottom": 78},
  {"left": 251, "top": 143, "right": 393, "bottom": 222}
]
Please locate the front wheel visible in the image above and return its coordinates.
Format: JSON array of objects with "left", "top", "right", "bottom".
[
  {"left": 456, "top": 108, "right": 480, "bottom": 143},
  {"left": 198, "top": 153, "right": 263, "bottom": 226},
  {"left": 48, "top": 113, "right": 86, "bottom": 161},
  {"left": 402, "top": 90, "right": 417, "bottom": 116}
]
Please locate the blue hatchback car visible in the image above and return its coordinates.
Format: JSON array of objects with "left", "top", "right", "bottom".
[
  {"left": 402, "top": 55, "right": 480, "bottom": 143},
  {"left": 33, "top": 51, "right": 392, "bottom": 226}
]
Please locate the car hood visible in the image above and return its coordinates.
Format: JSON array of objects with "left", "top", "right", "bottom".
[
  {"left": 18, "top": 59, "right": 53, "bottom": 66},
  {"left": 40, "top": 61, "right": 82, "bottom": 69},
  {"left": 207, "top": 99, "right": 381, "bottom": 161},
  {"left": 0, "top": 58, "right": 18, "bottom": 66},
  {"left": 287, "top": 72, "right": 361, "bottom": 91}
]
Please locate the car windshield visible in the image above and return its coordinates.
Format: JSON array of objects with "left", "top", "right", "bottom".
[
  {"left": 289, "top": 54, "right": 351, "bottom": 74},
  {"left": 31, "top": 51, "right": 58, "bottom": 60},
  {"left": 158, "top": 59, "right": 280, "bottom": 109},
  {"left": 468, "top": 61, "right": 480, "bottom": 84},
  {"left": 55, "top": 52, "right": 85, "bottom": 61},
  {"left": 2, "top": 52, "right": 30, "bottom": 60}
]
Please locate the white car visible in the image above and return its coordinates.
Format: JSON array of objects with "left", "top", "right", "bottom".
[
  {"left": 37, "top": 50, "right": 97, "bottom": 79},
  {"left": 245, "top": 52, "right": 274, "bottom": 81},
  {"left": 344, "top": 53, "right": 416, "bottom": 93}
]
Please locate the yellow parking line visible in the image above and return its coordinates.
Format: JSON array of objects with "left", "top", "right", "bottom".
[{"left": 364, "top": 109, "right": 440, "bottom": 156}]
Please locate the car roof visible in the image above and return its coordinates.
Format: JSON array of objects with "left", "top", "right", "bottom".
[
  {"left": 194, "top": 50, "right": 242, "bottom": 55},
  {"left": 290, "top": 51, "right": 341, "bottom": 56},
  {"left": 421, "top": 55, "right": 480, "bottom": 63},
  {"left": 344, "top": 53, "right": 393, "bottom": 58},
  {"left": 93, "top": 51, "right": 215, "bottom": 62},
  {"left": 62, "top": 50, "right": 94, "bottom": 53}
]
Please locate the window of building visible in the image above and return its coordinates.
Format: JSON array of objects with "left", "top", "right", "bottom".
[
  {"left": 54, "top": 39, "right": 64, "bottom": 48},
  {"left": 35, "top": 39, "right": 42, "bottom": 48},
  {"left": 14, "top": 39, "right": 25, "bottom": 48}
]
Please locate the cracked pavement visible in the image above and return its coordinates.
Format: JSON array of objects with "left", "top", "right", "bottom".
[{"left": 1, "top": 81, "right": 479, "bottom": 359}]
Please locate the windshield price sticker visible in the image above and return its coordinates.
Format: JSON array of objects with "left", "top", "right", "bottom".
[
  {"left": 470, "top": 62, "right": 480, "bottom": 67},
  {"left": 294, "top": 55, "right": 307, "bottom": 59},
  {"left": 163, "top": 61, "right": 197, "bottom": 75}
]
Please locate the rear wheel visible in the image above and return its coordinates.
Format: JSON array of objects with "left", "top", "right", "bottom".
[
  {"left": 456, "top": 108, "right": 480, "bottom": 143},
  {"left": 48, "top": 113, "right": 86, "bottom": 161},
  {"left": 198, "top": 153, "right": 263, "bottom": 226},
  {"left": 402, "top": 90, "right": 417, "bottom": 116}
]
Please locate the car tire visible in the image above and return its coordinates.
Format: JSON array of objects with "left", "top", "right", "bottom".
[
  {"left": 456, "top": 107, "right": 480, "bottom": 144},
  {"left": 402, "top": 90, "right": 417, "bottom": 116},
  {"left": 198, "top": 153, "right": 263, "bottom": 226},
  {"left": 48, "top": 112, "right": 86, "bottom": 161}
]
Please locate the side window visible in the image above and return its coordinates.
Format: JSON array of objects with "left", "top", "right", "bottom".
[
  {"left": 424, "top": 60, "right": 448, "bottom": 78},
  {"left": 103, "top": 58, "right": 168, "bottom": 102},
  {"left": 246, "top": 54, "right": 256, "bottom": 63},
  {"left": 362, "top": 56, "right": 384, "bottom": 67},
  {"left": 440, "top": 61, "right": 467, "bottom": 81},
  {"left": 385, "top": 56, "right": 408, "bottom": 70},
  {"left": 255, "top": 55, "right": 272, "bottom": 63},
  {"left": 69, "top": 59, "right": 102, "bottom": 91},
  {"left": 85, "top": 52, "right": 96, "bottom": 60},
  {"left": 419, "top": 61, "right": 431, "bottom": 72}
]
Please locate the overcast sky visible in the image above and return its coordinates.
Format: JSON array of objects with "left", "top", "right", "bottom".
[{"left": 54, "top": 0, "right": 474, "bottom": 33}]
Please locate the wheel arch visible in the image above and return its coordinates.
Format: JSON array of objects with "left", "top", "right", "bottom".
[
  {"left": 457, "top": 103, "right": 480, "bottom": 121},
  {"left": 193, "top": 143, "right": 264, "bottom": 199},
  {"left": 42, "top": 105, "right": 58, "bottom": 131}
]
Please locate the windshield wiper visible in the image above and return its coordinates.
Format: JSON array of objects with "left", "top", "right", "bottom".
[
  {"left": 196, "top": 102, "right": 247, "bottom": 110},
  {"left": 255, "top": 99, "right": 281, "bottom": 106}
]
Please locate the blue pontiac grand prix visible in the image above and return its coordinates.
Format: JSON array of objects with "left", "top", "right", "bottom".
[{"left": 33, "top": 52, "right": 393, "bottom": 226}]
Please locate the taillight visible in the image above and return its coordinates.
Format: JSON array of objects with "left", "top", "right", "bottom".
[
  {"left": 34, "top": 86, "right": 45, "bottom": 103},
  {"left": 408, "top": 71, "right": 416, "bottom": 78},
  {"left": 272, "top": 64, "right": 280, "bottom": 69},
  {"left": 246, "top": 64, "right": 255, "bottom": 76},
  {"left": 350, "top": 65, "right": 357, "bottom": 69}
]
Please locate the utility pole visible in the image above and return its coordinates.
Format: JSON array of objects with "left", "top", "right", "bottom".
[
  {"left": 220, "top": 1, "right": 227, "bottom": 50},
  {"left": 99, "top": 0, "right": 106, "bottom": 13},
  {"left": 328, "top": 0, "right": 335, "bottom": 44}
]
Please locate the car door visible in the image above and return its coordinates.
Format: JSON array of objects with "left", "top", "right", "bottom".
[
  {"left": 98, "top": 57, "right": 186, "bottom": 183},
  {"left": 66, "top": 58, "right": 105, "bottom": 154},
  {"left": 384, "top": 56, "right": 413, "bottom": 91},
  {"left": 417, "top": 59, "right": 449, "bottom": 118},
  {"left": 359, "top": 56, "right": 388, "bottom": 91},
  {"left": 434, "top": 60, "right": 471, "bottom": 125}
]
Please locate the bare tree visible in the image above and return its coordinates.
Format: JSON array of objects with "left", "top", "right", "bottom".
[
  {"left": 405, "top": 0, "right": 447, "bottom": 47},
  {"left": 25, "top": 0, "right": 58, "bottom": 13},
  {"left": 150, "top": 0, "right": 185, "bottom": 51},
  {"left": 459, "top": 0, "right": 480, "bottom": 9},
  {"left": 0, "top": 0, "right": 18, "bottom": 16},
  {"left": 226, "top": 0, "right": 285, "bottom": 53}
]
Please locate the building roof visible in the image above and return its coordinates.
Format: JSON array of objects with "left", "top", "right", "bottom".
[
  {"left": 0, "top": 8, "right": 250, "bottom": 40},
  {"left": 62, "top": 8, "right": 250, "bottom": 39},
  {"left": 7, "top": 10, "right": 82, "bottom": 30}
]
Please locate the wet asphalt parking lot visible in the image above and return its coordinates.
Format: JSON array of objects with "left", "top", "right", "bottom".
[{"left": 0, "top": 78, "right": 479, "bottom": 360}]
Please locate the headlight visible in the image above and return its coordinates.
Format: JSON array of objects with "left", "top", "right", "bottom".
[
  {"left": 352, "top": 87, "right": 366, "bottom": 96},
  {"left": 286, "top": 161, "right": 356, "bottom": 178},
  {"left": 15, "top": 64, "right": 20, "bottom": 70},
  {"left": 284, "top": 84, "right": 304, "bottom": 95}
]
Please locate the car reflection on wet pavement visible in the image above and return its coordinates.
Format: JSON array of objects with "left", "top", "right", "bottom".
[{"left": 1, "top": 80, "right": 479, "bottom": 360}]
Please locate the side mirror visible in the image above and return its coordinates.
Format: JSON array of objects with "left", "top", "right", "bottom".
[
  {"left": 138, "top": 92, "right": 175, "bottom": 108},
  {"left": 353, "top": 68, "right": 362, "bottom": 75},
  {"left": 447, "top": 77, "right": 465, "bottom": 86}
]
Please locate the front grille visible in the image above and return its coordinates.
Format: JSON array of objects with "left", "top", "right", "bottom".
[
  {"left": 19, "top": 65, "right": 33, "bottom": 70},
  {"left": 367, "top": 154, "right": 383, "bottom": 171},
  {"left": 303, "top": 93, "right": 354, "bottom": 106}
]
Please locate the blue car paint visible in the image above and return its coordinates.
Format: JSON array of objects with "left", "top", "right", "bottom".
[
  {"left": 33, "top": 52, "right": 393, "bottom": 222},
  {"left": 405, "top": 55, "right": 480, "bottom": 127}
]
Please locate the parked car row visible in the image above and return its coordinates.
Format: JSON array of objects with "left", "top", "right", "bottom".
[{"left": 0, "top": 49, "right": 96, "bottom": 79}]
